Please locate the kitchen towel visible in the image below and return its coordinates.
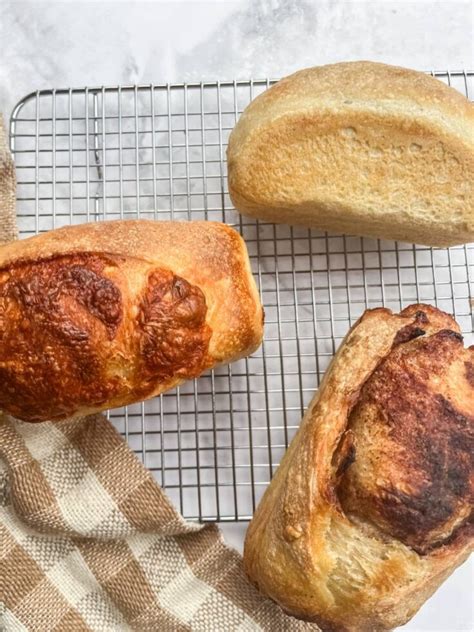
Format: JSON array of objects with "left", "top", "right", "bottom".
[
  {"left": 0, "top": 114, "right": 317, "bottom": 632},
  {"left": 0, "top": 117, "right": 16, "bottom": 245}
]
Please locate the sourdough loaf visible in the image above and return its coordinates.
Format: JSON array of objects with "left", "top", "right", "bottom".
[
  {"left": 0, "top": 220, "right": 263, "bottom": 422},
  {"left": 244, "top": 304, "right": 473, "bottom": 630},
  {"left": 228, "top": 62, "right": 474, "bottom": 247}
]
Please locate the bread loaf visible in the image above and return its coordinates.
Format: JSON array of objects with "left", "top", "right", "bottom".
[
  {"left": 244, "top": 304, "right": 473, "bottom": 630},
  {"left": 0, "top": 220, "right": 263, "bottom": 422},
  {"left": 227, "top": 62, "right": 474, "bottom": 247}
]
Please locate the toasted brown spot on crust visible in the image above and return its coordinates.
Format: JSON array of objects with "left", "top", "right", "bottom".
[
  {"left": 393, "top": 324, "right": 425, "bottom": 346},
  {"left": 339, "top": 329, "right": 474, "bottom": 553},
  {"left": 0, "top": 255, "right": 215, "bottom": 422},
  {"left": 0, "top": 254, "right": 123, "bottom": 421},
  {"left": 400, "top": 304, "right": 459, "bottom": 332},
  {"left": 393, "top": 308, "right": 430, "bottom": 346},
  {"left": 465, "top": 361, "right": 474, "bottom": 386},
  {"left": 414, "top": 310, "right": 429, "bottom": 325},
  {"left": 138, "top": 269, "right": 212, "bottom": 382},
  {"left": 58, "top": 264, "right": 122, "bottom": 338}
]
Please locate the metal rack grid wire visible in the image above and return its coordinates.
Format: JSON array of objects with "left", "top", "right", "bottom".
[{"left": 9, "top": 71, "right": 474, "bottom": 522}]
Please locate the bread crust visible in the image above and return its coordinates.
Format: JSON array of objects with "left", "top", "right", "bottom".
[
  {"left": 0, "top": 220, "right": 263, "bottom": 422},
  {"left": 227, "top": 61, "right": 474, "bottom": 247},
  {"left": 243, "top": 304, "right": 473, "bottom": 631}
]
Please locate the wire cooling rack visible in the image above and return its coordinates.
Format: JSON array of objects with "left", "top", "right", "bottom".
[{"left": 9, "top": 71, "right": 474, "bottom": 522}]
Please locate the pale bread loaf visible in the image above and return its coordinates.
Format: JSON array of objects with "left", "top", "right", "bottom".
[{"left": 227, "top": 61, "right": 474, "bottom": 247}]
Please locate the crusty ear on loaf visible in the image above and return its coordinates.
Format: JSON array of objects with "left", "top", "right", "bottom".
[
  {"left": 243, "top": 304, "right": 473, "bottom": 631},
  {"left": 0, "top": 219, "right": 264, "bottom": 422},
  {"left": 227, "top": 61, "right": 474, "bottom": 247}
]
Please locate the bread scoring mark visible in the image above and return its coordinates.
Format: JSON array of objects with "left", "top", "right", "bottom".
[
  {"left": 337, "top": 442, "right": 356, "bottom": 477},
  {"left": 332, "top": 429, "right": 356, "bottom": 480},
  {"left": 138, "top": 269, "right": 212, "bottom": 382},
  {"left": 0, "top": 254, "right": 123, "bottom": 421},
  {"left": 339, "top": 328, "right": 473, "bottom": 554}
]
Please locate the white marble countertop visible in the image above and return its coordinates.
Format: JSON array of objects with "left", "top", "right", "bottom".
[
  {"left": 2, "top": 0, "right": 473, "bottom": 118},
  {"left": 1, "top": 1, "right": 473, "bottom": 630}
]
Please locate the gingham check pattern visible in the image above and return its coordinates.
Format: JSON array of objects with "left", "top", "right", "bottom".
[{"left": 0, "top": 116, "right": 318, "bottom": 632}]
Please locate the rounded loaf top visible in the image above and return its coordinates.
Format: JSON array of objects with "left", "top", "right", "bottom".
[{"left": 228, "top": 61, "right": 474, "bottom": 248}]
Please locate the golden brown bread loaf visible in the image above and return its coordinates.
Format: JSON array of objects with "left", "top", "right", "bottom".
[
  {"left": 227, "top": 61, "right": 474, "bottom": 247},
  {"left": 0, "top": 220, "right": 263, "bottom": 422},
  {"left": 244, "top": 304, "right": 473, "bottom": 631}
]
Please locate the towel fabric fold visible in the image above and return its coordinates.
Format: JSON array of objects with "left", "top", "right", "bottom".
[{"left": 0, "top": 115, "right": 316, "bottom": 632}]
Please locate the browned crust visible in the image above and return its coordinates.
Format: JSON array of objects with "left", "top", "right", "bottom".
[
  {"left": 340, "top": 329, "right": 473, "bottom": 554},
  {"left": 0, "top": 220, "right": 263, "bottom": 422},
  {"left": 244, "top": 303, "right": 473, "bottom": 631}
]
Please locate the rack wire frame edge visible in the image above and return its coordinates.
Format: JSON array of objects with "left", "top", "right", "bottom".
[{"left": 9, "top": 70, "right": 474, "bottom": 522}]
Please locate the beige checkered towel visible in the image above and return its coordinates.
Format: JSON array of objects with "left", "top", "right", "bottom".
[{"left": 0, "top": 115, "right": 317, "bottom": 632}]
